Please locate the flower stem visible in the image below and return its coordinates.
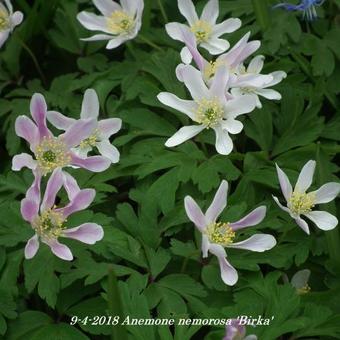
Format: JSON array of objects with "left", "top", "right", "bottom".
[
  {"left": 16, "top": 35, "right": 47, "bottom": 87},
  {"left": 137, "top": 34, "right": 163, "bottom": 52},
  {"left": 157, "top": 0, "right": 168, "bottom": 23}
]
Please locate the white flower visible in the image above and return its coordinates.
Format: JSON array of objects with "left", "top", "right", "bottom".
[
  {"left": 185, "top": 180, "right": 276, "bottom": 286},
  {"left": 0, "top": 0, "right": 23, "bottom": 48},
  {"left": 157, "top": 65, "right": 257, "bottom": 155},
  {"left": 290, "top": 269, "right": 311, "bottom": 294},
  {"left": 166, "top": 0, "right": 241, "bottom": 60},
  {"left": 273, "top": 160, "right": 340, "bottom": 234},
  {"left": 77, "top": 0, "right": 144, "bottom": 49},
  {"left": 47, "top": 89, "right": 122, "bottom": 163},
  {"left": 230, "top": 55, "right": 287, "bottom": 108}
]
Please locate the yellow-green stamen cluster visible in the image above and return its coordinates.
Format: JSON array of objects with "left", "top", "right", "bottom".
[
  {"left": 0, "top": 9, "right": 9, "bottom": 31},
  {"left": 107, "top": 10, "right": 135, "bottom": 35},
  {"left": 79, "top": 129, "right": 99, "bottom": 150},
  {"left": 296, "top": 284, "right": 311, "bottom": 295},
  {"left": 204, "top": 60, "right": 223, "bottom": 82},
  {"left": 33, "top": 208, "right": 65, "bottom": 240},
  {"left": 206, "top": 222, "right": 235, "bottom": 246},
  {"left": 288, "top": 191, "right": 315, "bottom": 215},
  {"left": 190, "top": 20, "right": 212, "bottom": 43},
  {"left": 35, "top": 137, "right": 71, "bottom": 175},
  {"left": 196, "top": 97, "right": 224, "bottom": 128}
]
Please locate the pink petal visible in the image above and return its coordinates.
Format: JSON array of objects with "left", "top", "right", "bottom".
[
  {"left": 46, "top": 240, "right": 73, "bottom": 261},
  {"left": 24, "top": 235, "right": 40, "bottom": 259},
  {"left": 41, "top": 169, "right": 63, "bottom": 211},
  {"left": 71, "top": 153, "right": 111, "bottom": 172},
  {"left": 205, "top": 180, "right": 228, "bottom": 223},
  {"left": 227, "top": 234, "right": 276, "bottom": 252},
  {"left": 184, "top": 196, "right": 206, "bottom": 232},
  {"left": 230, "top": 206, "right": 266, "bottom": 231},
  {"left": 12, "top": 153, "right": 37, "bottom": 171},
  {"left": 209, "top": 65, "right": 229, "bottom": 101},
  {"left": 47, "top": 111, "right": 75, "bottom": 130},
  {"left": 30, "top": 93, "right": 50, "bottom": 139},
  {"left": 62, "top": 171, "right": 81, "bottom": 201},
  {"left": 21, "top": 198, "right": 39, "bottom": 223},
  {"left": 62, "top": 119, "right": 96, "bottom": 148},
  {"left": 58, "top": 189, "right": 95, "bottom": 218},
  {"left": 15, "top": 116, "right": 39, "bottom": 150},
  {"left": 63, "top": 223, "right": 104, "bottom": 244},
  {"left": 224, "top": 319, "right": 246, "bottom": 340}
]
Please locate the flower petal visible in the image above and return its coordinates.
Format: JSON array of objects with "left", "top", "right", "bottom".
[
  {"left": 25, "top": 235, "right": 40, "bottom": 259},
  {"left": 310, "top": 182, "right": 340, "bottom": 204},
  {"left": 157, "top": 92, "right": 196, "bottom": 120},
  {"left": 213, "top": 126, "right": 233, "bottom": 155},
  {"left": 106, "top": 36, "right": 126, "bottom": 49},
  {"left": 304, "top": 210, "right": 338, "bottom": 231},
  {"left": 224, "top": 320, "right": 246, "bottom": 340},
  {"left": 291, "top": 269, "right": 311, "bottom": 289},
  {"left": 41, "top": 169, "right": 63, "bottom": 212},
  {"left": 230, "top": 206, "right": 266, "bottom": 231},
  {"left": 15, "top": 116, "right": 39, "bottom": 150},
  {"left": 58, "top": 188, "right": 95, "bottom": 218},
  {"left": 62, "top": 171, "right": 81, "bottom": 201},
  {"left": 247, "top": 55, "right": 265, "bottom": 74},
  {"left": 62, "top": 119, "right": 96, "bottom": 148},
  {"left": 98, "top": 118, "right": 122, "bottom": 139},
  {"left": 63, "top": 223, "right": 104, "bottom": 244},
  {"left": 212, "top": 18, "right": 241, "bottom": 37},
  {"left": 96, "top": 140, "right": 120, "bottom": 163},
  {"left": 77, "top": 11, "right": 111, "bottom": 33},
  {"left": 165, "top": 125, "right": 205, "bottom": 147},
  {"left": 165, "top": 22, "right": 187, "bottom": 42},
  {"left": 202, "top": 235, "right": 210, "bottom": 258},
  {"left": 206, "top": 180, "right": 228, "bottom": 223},
  {"left": 93, "top": 0, "right": 121, "bottom": 16},
  {"left": 47, "top": 111, "right": 75, "bottom": 130},
  {"left": 209, "top": 65, "right": 229, "bottom": 101},
  {"left": 81, "top": 89, "right": 99, "bottom": 119},
  {"left": 71, "top": 154, "right": 111, "bottom": 172},
  {"left": 12, "top": 153, "right": 37, "bottom": 171},
  {"left": 178, "top": 0, "right": 198, "bottom": 26},
  {"left": 201, "top": 38, "right": 229, "bottom": 55},
  {"left": 294, "top": 160, "right": 316, "bottom": 193},
  {"left": 224, "top": 95, "right": 257, "bottom": 118},
  {"left": 227, "top": 234, "right": 276, "bottom": 252},
  {"left": 81, "top": 34, "right": 113, "bottom": 41},
  {"left": 0, "top": 31, "right": 10, "bottom": 49},
  {"left": 256, "top": 89, "right": 282, "bottom": 100},
  {"left": 264, "top": 71, "right": 287, "bottom": 87},
  {"left": 184, "top": 196, "right": 206, "bottom": 232},
  {"left": 295, "top": 216, "right": 310, "bottom": 235},
  {"left": 275, "top": 164, "right": 293, "bottom": 202},
  {"left": 181, "top": 65, "right": 209, "bottom": 101},
  {"left": 21, "top": 198, "right": 39, "bottom": 223},
  {"left": 11, "top": 11, "right": 24, "bottom": 26},
  {"left": 47, "top": 240, "right": 73, "bottom": 261},
  {"left": 121, "top": 0, "right": 143, "bottom": 16},
  {"left": 30, "top": 93, "right": 50, "bottom": 139},
  {"left": 201, "top": 0, "right": 219, "bottom": 24}
]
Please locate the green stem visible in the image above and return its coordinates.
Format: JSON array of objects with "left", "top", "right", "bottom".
[
  {"left": 180, "top": 251, "right": 199, "bottom": 273},
  {"left": 107, "top": 265, "right": 128, "bottom": 340},
  {"left": 16, "top": 35, "right": 47, "bottom": 87},
  {"left": 126, "top": 41, "right": 138, "bottom": 60},
  {"left": 137, "top": 34, "right": 163, "bottom": 52},
  {"left": 157, "top": 0, "right": 168, "bottom": 23}
]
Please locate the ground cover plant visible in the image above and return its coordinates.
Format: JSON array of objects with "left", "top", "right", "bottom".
[{"left": 0, "top": 0, "right": 340, "bottom": 339}]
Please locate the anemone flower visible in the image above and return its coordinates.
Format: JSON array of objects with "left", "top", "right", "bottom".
[
  {"left": 166, "top": 0, "right": 241, "bottom": 59},
  {"left": 0, "top": 0, "right": 23, "bottom": 48},
  {"left": 22, "top": 168, "right": 103, "bottom": 261},
  {"left": 273, "top": 0, "right": 326, "bottom": 21},
  {"left": 224, "top": 319, "right": 257, "bottom": 340},
  {"left": 273, "top": 160, "right": 340, "bottom": 235},
  {"left": 77, "top": 0, "right": 144, "bottom": 49},
  {"left": 12, "top": 93, "right": 111, "bottom": 176},
  {"left": 47, "top": 89, "right": 122, "bottom": 164},
  {"left": 158, "top": 65, "right": 257, "bottom": 155},
  {"left": 184, "top": 180, "right": 276, "bottom": 285}
]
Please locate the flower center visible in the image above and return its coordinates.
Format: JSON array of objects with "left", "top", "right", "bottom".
[
  {"left": 203, "top": 60, "right": 223, "bottom": 82},
  {"left": 79, "top": 129, "right": 99, "bottom": 150},
  {"left": 190, "top": 20, "right": 212, "bottom": 43},
  {"left": 107, "top": 10, "right": 135, "bottom": 35},
  {"left": 0, "top": 9, "right": 9, "bottom": 31},
  {"left": 288, "top": 191, "right": 315, "bottom": 215},
  {"left": 296, "top": 284, "right": 311, "bottom": 295},
  {"left": 206, "top": 222, "right": 235, "bottom": 246},
  {"left": 33, "top": 208, "right": 65, "bottom": 240},
  {"left": 35, "top": 137, "right": 71, "bottom": 175},
  {"left": 196, "top": 97, "right": 224, "bottom": 128}
]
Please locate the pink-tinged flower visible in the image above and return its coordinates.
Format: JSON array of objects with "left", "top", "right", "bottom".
[
  {"left": 12, "top": 93, "right": 111, "bottom": 175},
  {"left": 230, "top": 55, "right": 287, "bottom": 108},
  {"left": 158, "top": 64, "right": 257, "bottom": 155},
  {"left": 273, "top": 160, "right": 340, "bottom": 235},
  {"left": 290, "top": 269, "right": 311, "bottom": 294},
  {"left": 166, "top": 0, "right": 241, "bottom": 58},
  {"left": 184, "top": 180, "right": 276, "bottom": 285},
  {"left": 224, "top": 319, "right": 257, "bottom": 340},
  {"left": 47, "top": 89, "right": 122, "bottom": 164},
  {"left": 22, "top": 169, "right": 104, "bottom": 261},
  {"left": 77, "top": 0, "right": 144, "bottom": 49},
  {"left": 0, "top": 0, "right": 23, "bottom": 48}
]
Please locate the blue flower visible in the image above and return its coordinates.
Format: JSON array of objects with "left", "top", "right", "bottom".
[{"left": 273, "top": 0, "right": 326, "bottom": 20}]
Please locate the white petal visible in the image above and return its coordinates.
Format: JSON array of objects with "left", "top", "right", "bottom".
[
  {"left": 25, "top": 235, "right": 40, "bottom": 259},
  {"left": 304, "top": 210, "right": 338, "bottom": 231},
  {"left": 291, "top": 269, "right": 311, "bottom": 289},
  {"left": 247, "top": 55, "right": 265, "bottom": 74},
  {"left": 230, "top": 206, "right": 267, "bottom": 231},
  {"left": 77, "top": 12, "right": 111, "bottom": 33},
  {"left": 0, "top": 31, "right": 10, "bottom": 49},
  {"left": 264, "top": 71, "right": 287, "bottom": 87},
  {"left": 272, "top": 195, "right": 291, "bottom": 214},
  {"left": 206, "top": 180, "right": 228, "bottom": 223},
  {"left": 11, "top": 11, "right": 24, "bottom": 27},
  {"left": 165, "top": 22, "right": 187, "bottom": 42},
  {"left": 81, "top": 89, "right": 99, "bottom": 119},
  {"left": 47, "top": 111, "right": 75, "bottom": 130},
  {"left": 211, "top": 18, "right": 241, "bottom": 37},
  {"left": 224, "top": 95, "right": 256, "bottom": 118},
  {"left": 295, "top": 216, "right": 310, "bottom": 235},
  {"left": 165, "top": 125, "right": 205, "bottom": 147},
  {"left": 256, "top": 89, "right": 282, "bottom": 100},
  {"left": 184, "top": 196, "right": 206, "bottom": 232},
  {"left": 106, "top": 36, "right": 126, "bottom": 49},
  {"left": 227, "top": 234, "right": 276, "bottom": 252},
  {"left": 295, "top": 160, "right": 316, "bottom": 193},
  {"left": 201, "top": 235, "right": 210, "bottom": 258},
  {"left": 201, "top": 38, "right": 229, "bottom": 55},
  {"left": 310, "top": 183, "right": 340, "bottom": 204},
  {"left": 213, "top": 126, "right": 233, "bottom": 155},
  {"left": 201, "top": 0, "right": 219, "bottom": 24},
  {"left": 181, "top": 65, "right": 208, "bottom": 101},
  {"left": 275, "top": 164, "right": 292, "bottom": 202},
  {"left": 96, "top": 140, "right": 120, "bottom": 163},
  {"left": 81, "top": 34, "right": 113, "bottom": 42},
  {"left": 93, "top": 0, "right": 121, "bottom": 16},
  {"left": 178, "top": 0, "right": 198, "bottom": 26},
  {"left": 180, "top": 46, "right": 193, "bottom": 64},
  {"left": 221, "top": 119, "right": 243, "bottom": 134}
]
